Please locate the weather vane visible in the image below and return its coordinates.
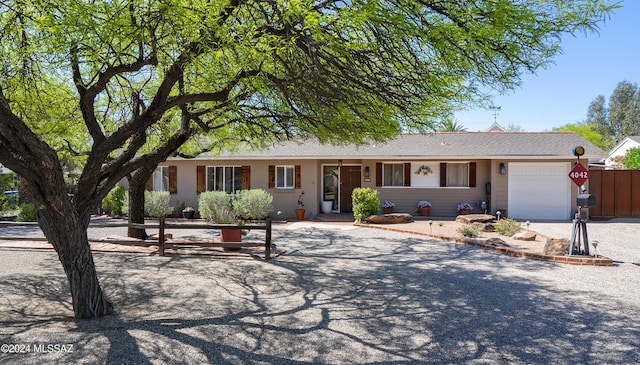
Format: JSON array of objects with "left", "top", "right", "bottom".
[{"left": 488, "top": 105, "right": 501, "bottom": 123}]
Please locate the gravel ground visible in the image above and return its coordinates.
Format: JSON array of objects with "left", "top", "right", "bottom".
[{"left": 0, "top": 219, "right": 639, "bottom": 364}]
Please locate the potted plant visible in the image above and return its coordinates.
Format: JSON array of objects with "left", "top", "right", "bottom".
[
  {"left": 382, "top": 201, "right": 395, "bottom": 214},
  {"left": 199, "top": 191, "right": 242, "bottom": 250},
  {"left": 295, "top": 191, "right": 305, "bottom": 220},
  {"left": 182, "top": 206, "right": 195, "bottom": 219},
  {"left": 457, "top": 202, "right": 473, "bottom": 215},
  {"left": 417, "top": 200, "right": 432, "bottom": 216}
]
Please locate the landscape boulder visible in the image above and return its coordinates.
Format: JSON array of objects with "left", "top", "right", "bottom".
[
  {"left": 366, "top": 213, "right": 413, "bottom": 224},
  {"left": 513, "top": 231, "right": 537, "bottom": 241},
  {"left": 544, "top": 238, "right": 570, "bottom": 256},
  {"left": 473, "top": 222, "right": 495, "bottom": 232},
  {"left": 485, "top": 238, "right": 510, "bottom": 247},
  {"left": 456, "top": 214, "right": 495, "bottom": 224}
]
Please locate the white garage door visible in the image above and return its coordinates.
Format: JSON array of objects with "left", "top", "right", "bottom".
[{"left": 508, "top": 162, "right": 571, "bottom": 220}]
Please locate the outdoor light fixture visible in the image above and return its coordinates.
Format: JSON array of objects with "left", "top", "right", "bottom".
[
  {"left": 364, "top": 166, "right": 370, "bottom": 177},
  {"left": 499, "top": 162, "right": 506, "bottom": 175}
]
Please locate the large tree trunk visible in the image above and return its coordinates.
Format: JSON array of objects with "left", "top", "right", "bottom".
[
  {"left": 127, "top": 166, "right": 155, "bottom": 239},
  {"left": 27, "top": 177, "right": 113, "bottom": 319},
  {"left": 127, "top": 181, "right": 147, "bottom": 239},
  {"left": 40, "top": 212, "right": 113, "bottom": 318}
]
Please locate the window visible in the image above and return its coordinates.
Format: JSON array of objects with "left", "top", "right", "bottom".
[
  {"left": 440, "top": 162, "right": 476, "bottom": 187},
  {"left": 206, "top": 166, "right": 242, "bottom": 194},
  {"left": 276, "top": 165, "right": 295, "bottom": 189},
  {"left": 383, "top": 163, "right": 404, "bottom": 186},
  {"left": 268, "top": 165, "right": 300, "bottom": 189},
  {"left": 446, "top": 163, "right": 469, "bottom": 187},
  {"left": 149, "top": 166, "right": 177, "bottom": 194},
  {"left": 375, "top": 163, "right": 411, "bottom": 187},
  {"left": 152, "top": 166, "right": 169, "bottom": 191}
]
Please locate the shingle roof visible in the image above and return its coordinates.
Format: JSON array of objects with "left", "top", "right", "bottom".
[{"left": 194, "top": 132, "right": 605, "bottom": 160}]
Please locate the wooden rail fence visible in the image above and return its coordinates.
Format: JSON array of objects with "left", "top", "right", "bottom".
[
  {"left": 0, "top": 218, "right": 274, "bottom": 259},
  {"left": 130, "top": 217, "right": 273, "bottom": 258}
]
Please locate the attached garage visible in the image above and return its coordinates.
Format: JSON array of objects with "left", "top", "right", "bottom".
[{"left": 508, "top": 162, "right": 572, "bottom": 220}]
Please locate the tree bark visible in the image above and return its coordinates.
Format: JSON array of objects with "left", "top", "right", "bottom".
[
  {"left": 39, "top": 211, "right": 113, "bottom": 318},
  {"left": 127, "top": 166, "right": 155, "bottom": 239},
  {"left": 127, "top": 182, "right": 147, "bottom": 239}
]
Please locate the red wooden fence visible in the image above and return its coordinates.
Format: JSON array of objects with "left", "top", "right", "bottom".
[{"left": 589, "top": 169, "right": 640, "bottom": 218}]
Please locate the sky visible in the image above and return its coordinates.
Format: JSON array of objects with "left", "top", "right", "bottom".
[{"left": 455, "top": 0, "right": 640, "bottom": 132}]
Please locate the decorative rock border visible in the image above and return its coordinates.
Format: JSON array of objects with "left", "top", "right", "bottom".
[{"left": 355, "top": 222, "right": 613, "bottom": 266}]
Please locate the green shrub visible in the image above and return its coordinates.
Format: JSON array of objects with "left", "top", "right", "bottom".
[
  {"left": 495, "top": 218, "right": 522, "bottom": 237},
  {"left": 0, "top": 196, "right": 9, "bottom": 211},
  {"left": 122, "top": 191, "right": 129, "bottom": 215},
  {"left": 456, "top": 224, "right": 480, "bottom": 238},
  {"left": 352, "top": 187, "right": 380, "bottom": 222},
  {"left": 144, "top": 191, "right": 174, "bottom": 218},
  {"left": 102, "top": 185, "right": 126, "bottom": 216},
  {"left": 0, "top": 192, "right": 19, "bottom": 211},
  {"left": 17, "top": 203, "right": 37, "bottom": 222},
  {"left": 198, "top": 191, "right": 236, "bottom": 224},
  {"left": 233, "top": 189, "right": 273, "bottom": 220}
]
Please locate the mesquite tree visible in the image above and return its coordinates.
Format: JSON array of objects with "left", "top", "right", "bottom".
[{"left": 0, "top": 1, "right": 614, "bottom": 318}]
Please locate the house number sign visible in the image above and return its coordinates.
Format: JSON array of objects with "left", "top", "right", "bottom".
[{"left": 568, "top": 163, "right": 589, "bottom": 187}]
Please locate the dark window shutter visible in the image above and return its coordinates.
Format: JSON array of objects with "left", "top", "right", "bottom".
[
  {"left": 404, "top": 163, "right": 411, "bottom": 187},
  {"left": 241, "top": 166, "right": 251, "bottom": 190},
  {"left": 376, "top": 162, "right": 382, "bottom": 186},
  {"left": 168, "top": 166, "right": 177, "bottom": 194},
  {"left": 295, "top": 165, "right": 301, "bottom": 189},
  {"left": 440, "top": 163, "right": 447, "bottom": 187},
  {"left": 268, "top": 165, "right": 275, "bottom": 189},
  {"left": 196, "top": 166, "right": 205, "bottom": 194},
  {"left": 469, "top": 162, "right": 477, "bottom": 188}
]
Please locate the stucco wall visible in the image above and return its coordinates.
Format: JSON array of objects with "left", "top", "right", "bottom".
[
  {"left": 368, "top": 159, "right": 492, "bottom": 216},
  {"left": 162, "top": 156, "right": 582, "bottom": 220},
  {"left": 160, "top": 159, "right": 318, "bottom": 220}
]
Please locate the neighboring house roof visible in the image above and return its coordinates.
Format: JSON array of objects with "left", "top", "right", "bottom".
[
  {"left": 608, "top": 136, "right": 640, "bottom": 156},
  {"left": 183, "top": 132, "right": 605, "bottom": 161},
  {"left": 484, "top": 123, "right": 506, "bottom": 132},
  {"left": 605, "top": 136, "right": 640, "bottom": 167}
]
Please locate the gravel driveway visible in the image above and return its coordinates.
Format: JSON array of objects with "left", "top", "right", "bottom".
[{"left": 0, "top": 219, "right": 638, "bottom": 364}]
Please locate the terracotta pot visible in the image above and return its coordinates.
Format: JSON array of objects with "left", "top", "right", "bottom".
[
  {"left": 383, "top": 207, "right": 393, "bottom": 214},
  {"left": 220, "top": 228, "right": 242, "bottom": 251},
  {"left": 295, "top": 209, "right": 305, "bottom": 220},
  {"left": 458, "top": 209, "right": 471, "bottom": 215},
  {"left": 418, "top": 207, "right": 431, "bottom": 216}
]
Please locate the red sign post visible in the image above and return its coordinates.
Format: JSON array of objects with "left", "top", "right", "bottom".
[{"left": 568, "top": 163, "right": 589, "bottom": 187}]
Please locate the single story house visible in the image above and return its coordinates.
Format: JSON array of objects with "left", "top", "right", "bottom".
[
  {"left": 603, "top": 136, "right": 640, "bottom": 168},
  {"left": 155, "top": 132, "right": 604, "bottom": 221}
]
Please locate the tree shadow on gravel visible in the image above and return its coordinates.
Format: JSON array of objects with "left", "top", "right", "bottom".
[{"left": 0, "top": 227, "right": 638, "bottom": 364}]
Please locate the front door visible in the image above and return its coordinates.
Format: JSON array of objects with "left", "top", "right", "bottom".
[{"left": 339, "top": 166, "right": 361, "bottom": 212}]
